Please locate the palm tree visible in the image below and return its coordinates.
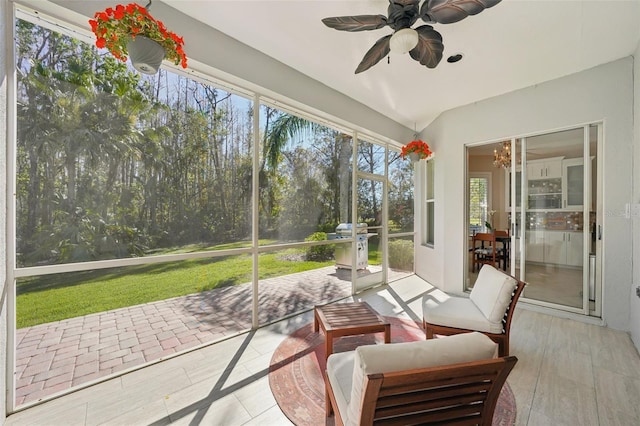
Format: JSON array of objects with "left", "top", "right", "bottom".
[{"left": 261, "top": 108, "right": 353, "bottom": 229}]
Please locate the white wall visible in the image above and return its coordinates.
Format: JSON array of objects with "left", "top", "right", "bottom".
[
  {"left": 416, "top": 58, "right": 634, "bottom": 332},
  {"left": 631, "top": 47, "right": 640, "bottom": 350}
]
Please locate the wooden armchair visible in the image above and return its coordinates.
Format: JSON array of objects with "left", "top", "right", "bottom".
[
  {"left": 423, "top": 264, "right": 525, "bottom": 357},
  {"left": 325, "top": 332, "right": 517, "bottom": 426}
]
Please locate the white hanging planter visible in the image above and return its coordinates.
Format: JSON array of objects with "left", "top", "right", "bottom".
[
  {"left": 127, "top": 36, "right": 165, "bottom": 75},
  {"left": 408, "top": 152, "right": 422, "bottom": 162}
]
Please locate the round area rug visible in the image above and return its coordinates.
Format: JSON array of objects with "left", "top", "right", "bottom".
[{"left": 269, "top": 317, "right": 516, "bottom": 426}]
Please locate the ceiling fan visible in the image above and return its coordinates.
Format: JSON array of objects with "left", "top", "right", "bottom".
[{"left": 322, "top": 0, "right": 502, "bottom": 74}]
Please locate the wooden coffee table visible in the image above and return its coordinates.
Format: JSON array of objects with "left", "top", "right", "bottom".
[{"left": 313, "top": 302, "right": 390, "bottom": 360}]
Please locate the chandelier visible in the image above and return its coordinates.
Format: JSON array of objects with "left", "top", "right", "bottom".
[{"left": 493, "top": 141, "right": 512, "bottom": 169}]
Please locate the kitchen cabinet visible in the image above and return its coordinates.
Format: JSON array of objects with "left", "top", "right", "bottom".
[
  {"left": 543, "top": 231, "right": 583, "bottom": 266},
  {"left": 562, "top": 157, "right": 593, "bottom": 210},
  {"left": 527, "top": 157, "right": 563, "bottom": 180},
  {"left": 544, "top": 231, "right": 566, "bottom": 264},
  {"left": 565, "top": 231, "right": 584, "bottom": 266},
  {"left": 525, "top": 230, "right": 544, "bottom": 263},
  {"left": 527, "top": 178, "right": 562, "bottom": 209}
]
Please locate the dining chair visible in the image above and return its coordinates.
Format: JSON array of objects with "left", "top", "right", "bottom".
[
  {"left": 494, "top": 229, "right": 510, "bottom": 270},
  {"left": 472, "top": 232, "right": 498, "bottom": 271}
]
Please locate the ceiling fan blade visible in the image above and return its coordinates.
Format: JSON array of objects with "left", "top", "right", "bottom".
[
  {"left": 409, "top": 25, "right": 443, "bottom": 68},
  {"left": 391, "top": 0, "right": 420, "bottom": 5},
  {"left": 420, "top": 0, "right": 502, "bottom": 24},
  {"left": 322, "top": 15, "right": 388, "bottom": 32},
  {"left": 355, "top": 35, "right": 392, "bottom": 74}
]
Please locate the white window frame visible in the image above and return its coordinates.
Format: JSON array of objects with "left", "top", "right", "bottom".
[
  {"left": 469, "top": 172, "right": 493, "bottom": 234},
  {"left": 423, "top": 159, "right": 435, "bottom": 247}
]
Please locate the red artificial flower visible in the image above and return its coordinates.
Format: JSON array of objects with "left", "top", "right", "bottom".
[{"left": 114, "top": 6, "right": 125, "bottom": 20}]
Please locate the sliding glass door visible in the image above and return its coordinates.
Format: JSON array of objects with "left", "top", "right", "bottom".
[{"left": 467, "top": 124, "right": 601, "bottom": 317}]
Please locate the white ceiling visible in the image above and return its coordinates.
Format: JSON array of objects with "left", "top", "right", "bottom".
[{"left": 162, "top": 0, "right": 640, "bottom": 131}]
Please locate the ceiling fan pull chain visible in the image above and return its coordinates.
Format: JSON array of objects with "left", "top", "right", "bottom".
[{"left": 388, "top": 56, "right": 390, "bottom": 65}]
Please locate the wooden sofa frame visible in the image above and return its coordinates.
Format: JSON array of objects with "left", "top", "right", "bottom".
[
  {"left": 424, "top": 279, "right": 526, "bottom": 357},
  {"left": 326, "top": 355, "right": 518, "bottom": 425}
]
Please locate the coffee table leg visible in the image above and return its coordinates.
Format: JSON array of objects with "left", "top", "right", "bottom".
[
  {"left": 313, "top": 309, "right": 319, "bottom": 332},
  {"left": 384, "top": 325, "right": 391, "bottom": 344},
  {"left": 325, "top": 330, "right": 333, "bottom": 360}
]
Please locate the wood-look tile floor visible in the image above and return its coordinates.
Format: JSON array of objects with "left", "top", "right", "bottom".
[
  {"left": 468, "top": 262, "right": 585, "bottom": 308},
  {"left": 6, "top": 275, "right": 640, "bottom": 425}
]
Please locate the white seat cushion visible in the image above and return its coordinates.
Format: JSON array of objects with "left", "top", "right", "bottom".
[
  {"left": 342, "top": 332, "right": 497, "bottom": 425},
  {"left": 474, "top": 247, "right": 494, "bottom": 255},
  {"left": 326, "top": 350, "right": 355, "bottom": 424},
  {"left": 470, "top": 264, "right": 517, "bottom": 325},
  {"left": 424, "top": 296, "right": 502, "bottom": 334}
]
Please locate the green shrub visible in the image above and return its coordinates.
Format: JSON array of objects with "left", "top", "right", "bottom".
[
  {"left": 388, "top": 239, "right": 414, "bottom": 271},
  {"left": 317, "top": 222, "right": 338, "bottom": 233},
  {"left": 305, "top": 232, "right": 334, "bottom": 261},
  {"left": 387, "top": 220, "right": 401, "bottom": 233}
]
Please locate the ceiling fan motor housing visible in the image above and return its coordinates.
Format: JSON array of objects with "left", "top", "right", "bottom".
[{"left": 387, "top": 1, "right": 420, "bottom": 30}]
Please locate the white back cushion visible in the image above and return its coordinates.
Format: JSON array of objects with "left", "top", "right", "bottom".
[
  {"left": 470, "top": 264, "right": 517, "bottom": 325},
  {"left": 346, "top": 332, "right": 498, "bottom": 425}
]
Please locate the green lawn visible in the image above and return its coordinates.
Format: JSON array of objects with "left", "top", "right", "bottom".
[
  {"left": 17, "top": 241, "right": 382, "bottom": 329},
  {"left": 17, "top": 249, "right": 333, "bottom": 328}
]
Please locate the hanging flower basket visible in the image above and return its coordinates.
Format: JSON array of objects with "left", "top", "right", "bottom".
[
  {"left": 401, "top": 140, "right": 432, "bottom": 162},
  {"left": 89, "top": 3, "right": 187, "bottom": 74}
]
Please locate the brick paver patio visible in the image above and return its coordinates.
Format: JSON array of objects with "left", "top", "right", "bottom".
[{"left": 15, "top": 265, "right": 409, "bottom": 406}]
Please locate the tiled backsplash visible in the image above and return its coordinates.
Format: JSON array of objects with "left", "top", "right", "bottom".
[{"left": 510, "top": 211, "right": 596, "bottom": 231}]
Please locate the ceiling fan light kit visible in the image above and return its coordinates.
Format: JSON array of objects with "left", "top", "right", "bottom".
[
  {"left": 390, "top": 28, "right": 419, "bottom": 53},
  {"left": 322, "top": 0, "right": 502, "bottom": 73}
]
